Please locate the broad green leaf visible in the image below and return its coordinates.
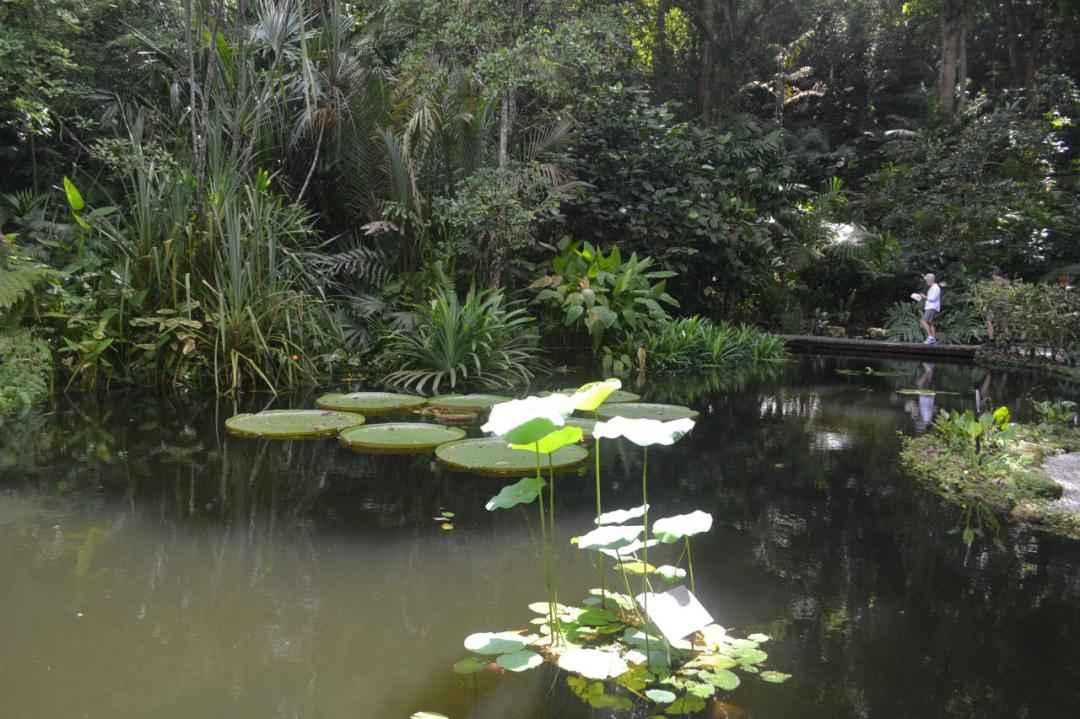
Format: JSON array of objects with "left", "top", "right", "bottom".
[
  {"left": 486, "top": 476, "right": 546, "bottom": 510},
  {"left": 481, "top": 395, "right": 575, "bottom": 444},
  {"left": 747, "top": 633, "right": 770, "bottom": 642},
  {"left": 653, "top": 511, "right": 714, "bottom": 543},
  {"left": 577, "top": 525, "right": 643, "bottom": 550},
  {"left": 733, "top": 648, "right": 768, "bottom": 664},
  {"left": 616, "top": 561, "right": 656, "bottom": 575},
  {"left": 496, "top": 650, "right": 543, "bottom": 672},
  {"left": 63, "top": 176, "right": 85, "bottom": 211},
  {"left": 463, "top": 632, "right": 528, "bottom": 655},
  {"left": 511, "top": 425, "right": 583, "bottom": 454},
  {"left": 707, "top": 668, "right": 741, "bottom": 690}
]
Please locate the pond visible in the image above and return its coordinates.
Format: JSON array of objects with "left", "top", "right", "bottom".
[{"left": 2, "top": 356, "right": 1080, "bottom": 718}]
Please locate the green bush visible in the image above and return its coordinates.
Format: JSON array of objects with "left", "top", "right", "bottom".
[
  {"left": 971, "top": 279, "right": 1080, "bottom": 362},
  {"left": 531, "top": 236, "right": 678, "bottom": 353},
  {"left": 382, "top": 283, "right": 542, "bottom": 394},
  {"left": 883, "top": 294, "right": 985, "bottom": 344}
]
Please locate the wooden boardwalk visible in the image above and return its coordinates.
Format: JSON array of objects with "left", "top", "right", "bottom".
[{"left": 781, "top": 335, "right": 979, "bottom": 361}]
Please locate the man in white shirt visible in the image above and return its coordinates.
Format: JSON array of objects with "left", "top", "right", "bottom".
[{"left": 915, "top": 273, "right": 941, "bottom": 345}]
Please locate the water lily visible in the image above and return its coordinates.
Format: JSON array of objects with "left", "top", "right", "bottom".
[
  {"left": 592, "top": 416, "right": 695, "bottom": 446},
  {"left": 481, "top": 393, "right": 575, "bottom": 445}
]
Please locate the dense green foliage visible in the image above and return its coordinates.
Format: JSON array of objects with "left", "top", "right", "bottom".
[
  {"left": 2, "top": 0, "right": 1078, "bottom": 397},
  {"left": 972, "top": 278, "right": 1080, "bottom": 362}
]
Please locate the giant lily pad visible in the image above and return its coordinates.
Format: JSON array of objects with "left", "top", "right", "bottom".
[
  {"left": 436, "top": 438, "right": 587, "bottom": 475},
  {"left": 594, "top": 403, "right": 699, "bottom": 421},
  {"left": 564, "top": 417, "right": 598, "bottom": 437},
  {"left": 557, "top": 647, "right": 629, "bottom": 680},
  {"left": 225, "top": 410, "right": 364, "bottom": 439},
  {"left": 427, "top": 394, "right": 512, "bottom": 412},
  {"left": 315, "top": 391, "right": 426, "bottom": 414},
  {"left": 338, "top": 422, "right": 465, "bottom": 452}
]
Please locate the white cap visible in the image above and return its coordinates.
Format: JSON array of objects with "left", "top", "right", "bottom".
[{"left": 923, "top": 273, "right": 935, "bottom": 282}]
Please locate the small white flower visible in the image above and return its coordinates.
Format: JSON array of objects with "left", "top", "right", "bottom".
[{"left": 592, "top": 416, "right": 695, "bottom": 447}]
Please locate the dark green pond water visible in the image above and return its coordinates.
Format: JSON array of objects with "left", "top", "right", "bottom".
[{"left": 3, "top": 356, "right": 1080, "bottom": 718}]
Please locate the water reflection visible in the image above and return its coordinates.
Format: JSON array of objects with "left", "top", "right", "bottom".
[{"left": 1, "top": 359, "right": 1079, "bottom": 718}]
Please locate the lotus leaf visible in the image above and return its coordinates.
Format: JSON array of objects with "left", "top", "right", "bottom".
[
  {"left": 564, "top": 379, "right": 630, "bottom": 410},
  {"left": 705, "top": 668, "right": 741, "bottom": 690},
  {"left": 410, "top": 713, "right": 448, "bottom": 719},
  {"left": 452, "top": 657, "right": 488, "bottom": 674},
  {"left": 510, "top": 425, "right": 583, "bottom": 454},
  {"left": 748, "top": 633, "right": 770, "bottom": 642},
  {"left": 567, "top": 676, "right": 634, "bottom": 710},
  {"left": 599, "top": 537, "right": 659, "bottom": 558},
  {"left": 653, "top": 511, "right": 714, "bottom": 543},
  {"left": 760, "top": 670, "right": 792, "bottom": 683},
  {"left": 577, "top": 525, "right": 644, "bottom": 550},
  {"left": 225, "top": 410, "right": 364, "bottom": 439},
  {"left": 481, "top": 394, "right": 575, "bottom": 444},
  {"left": 486, "top": 476, "right": 546, "bottom": 510},
  {"left": 624, "top": 648, "right": 671, "bottom": 668},
  {"left": 665, "top": 694, "right": 706, "bottom": 715},
  {"left": 436, "top": 439, "right": 587, "bottom": 475},
  {"left": 588, "top": 588, "right": 635, "bottom": 610},
  {"left": 557, "top": 647, "right": 629, "bottom": 680},
  {"left": 315, "top": 391, "right": 426, "bottom": 414},
  {"left": 338, "top": 423, "right": 465, "bottom": 452},
  {"left": 616, "top": 561, "right": 656, "bottom": 575},
  {"left": 574, "top": 608, "right": 618, "bottom": 626},
  {"left": 655, "top": 565, "right": 687, "bottom": 581},
  {"left": 594, "top": 402, "right": 699, "bottom": 422},
  {"left": 427, "top": 394, "right": 512, "bottom": 412},
  {"left": 496, "top": 650, "right": 543, "bottom": 672},
  {"left": 595, "top": 504, "right": 648, "bottom": 525},
  {"left": 734, "top": 648, "right": 768, "bottom": 664},
  {"left": 645, "top": 689, "right": 677, "bottom": 704},
  {"left": 463, "top": 631, "right": 529, "bottom": 655},
  {"left": 593, "top": 415, "right": 696, "bottom": 446}
]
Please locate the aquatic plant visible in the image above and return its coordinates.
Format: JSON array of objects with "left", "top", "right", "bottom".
[{"left": 461, "top": 381, "right": 790, "bottom": 713}]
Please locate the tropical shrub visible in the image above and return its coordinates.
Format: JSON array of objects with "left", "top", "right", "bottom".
[
  {"left": 616, "top": 316, "right": 786, "bottom": 371},
  {"left": 0, "top": 329, "right": 51, "bottom": 413},
  {"left": 381, "top": 283, "right": 542, "bottom": 394},
  {"left": 531, "top": 237, "right": 678, "bottom": 353},
  {"left": 971, "top": 279, "right": 1080, "bottom": 363},
  {"left": 884, "top": 294, "right": 985, "bottom": 344}
]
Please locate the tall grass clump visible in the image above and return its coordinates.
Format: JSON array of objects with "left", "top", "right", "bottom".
[
  {"left": 623, "top": 316, "right": 786, "bottom": 371},
  {"left": 382, "top": 283, "right": 543, "bottom": 394}
]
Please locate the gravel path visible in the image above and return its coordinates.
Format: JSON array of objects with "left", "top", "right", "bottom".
[{"left": 1043, "top": 453, "right": 1080, "bottom": 512}]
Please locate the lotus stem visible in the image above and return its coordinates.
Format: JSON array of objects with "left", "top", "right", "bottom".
[
  {"left": 595, "top": 434, "right": 606, "bottom": 608},
  {"left": 534, "top": 444, "right": 556, "bottom": 638},
  {"left": 642, "top": 446, "right": 650, "bottom": 665},
  {"left": 548, "top": 454, "right": 560, "bottom": 641},
  {"left": 685, "top": 536, "right": 695, "bottom": 594}
]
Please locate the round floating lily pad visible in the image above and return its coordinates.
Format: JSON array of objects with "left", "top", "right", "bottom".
[
  {"left": 432, "top": 409, "right": 479, "bottom": 425},
  {"left": 560, "top": 388, "right": 641, "bottom": 404},
  {"left": 225, "top": 410, "right": 364, "bottom": 439},
  {"left": 436, "top": 438, "right": 588, "bottom": 475},
  {"left": 427, "top": 394, "right": 512, "bottom": 412},
  {"left": 315, "top": 391, "right": 425, "bottom": 414},
  {"left": 339, "top": 422, "right": 466, "bottom": 452},
  {"left": 594, "top": 402, "right": 699, "bottom": 421},
  {"left": 565, "top": 417, "right": 598, "bottom": 437}
]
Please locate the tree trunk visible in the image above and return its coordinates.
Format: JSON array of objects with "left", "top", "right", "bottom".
[
  {"left": 938, "top": 11, "right": 961, "bottom": 118},
  {"left": 1002, "top": 0, "right": 1025, "bottom": 87},
  {"left": 956, "top": 14, "right": 968, "bottom": 112},
  {"left": 698, "top": 0, "right": 715, "bottom": 120},
  {"left": 1023, "top": 14, "right": 1044, "bottom": 112}
]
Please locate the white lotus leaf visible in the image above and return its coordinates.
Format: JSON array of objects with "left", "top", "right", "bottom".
[
  {"left": 595, "top": 504, "right": 649, "bottom": 525},
  {"left": 481, "top": 394, "right": 575, "bottom": 444},
  {"left": 556, "top": 647, "right": 629, "bottom": 680},
  {"left": 577, "top": 525, "right": 644, "bottom": 550},
  {"left": 464, "top": 631, "right": 529, "bottom": 655},
  {"left": 496, "top": 650, "right": 543, "bottom": 672},
  {"left": 652, "top": 510, "right": 714, "bottom": 543},
  {"left": 592, "top": 416, "right": 695, "bottom": 447},
  {"left": 598, "top": 537, "right": 658, "bottom": 558},
  {"left": 655, "top": 565, "right": 687, "bottom": 581}
]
